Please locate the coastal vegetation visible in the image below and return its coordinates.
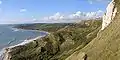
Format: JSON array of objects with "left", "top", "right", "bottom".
[
  {"left": 4, "top": 19, "right": 102, "bottom": 60},
  {"left": 3, "top": 0, "right": 120, "bottom": 60}
]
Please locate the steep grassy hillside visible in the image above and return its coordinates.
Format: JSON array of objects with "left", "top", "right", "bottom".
[
  {"left": 4, "top": 20, "right": 102, "bottom": 60},
  {"left": 66, "top": 0, "right": 120, "bottom": 60}
]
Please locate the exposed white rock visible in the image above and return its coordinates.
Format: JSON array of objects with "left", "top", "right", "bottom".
[{"left": 101, "top": 0, "right": 117, "bottom": 30}]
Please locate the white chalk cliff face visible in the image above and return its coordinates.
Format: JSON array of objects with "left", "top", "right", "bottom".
[{"left": 101, "top": 0, "right": 117, "bottom": 30}]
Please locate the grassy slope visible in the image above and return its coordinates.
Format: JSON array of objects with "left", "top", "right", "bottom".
[
  {"left": 7, "top": 20, "right": 102, "bottom": 60},
  {"left": 51, "top": 20, "right": 102, "bottom": 60},
  {"left": 14, "top": 23, "right": 77, "bottom": 32},
  {"left": 66, "top": 0, "right": 120, "bottom": 60}
]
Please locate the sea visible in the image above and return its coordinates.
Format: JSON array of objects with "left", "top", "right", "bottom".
[{"left": 0, "top": 25, "right": 47, "bottom": 59}]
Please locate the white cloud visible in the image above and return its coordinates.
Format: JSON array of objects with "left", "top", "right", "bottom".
[
  {"left": 88, "top": 0, "right": 93, "bottom": 4},
  {"left": 20, "top": 8, "right": 27, "bottom": 12},
  {"left": 68, "top": 11, "right": 86, "bottom": 20},
  {"left": 43, "top": 12, "right": 65, "bottom": 20},
  {"left": 0, "top": 10, "right": 104, "bottom": 24},
  {"left": 69, "top": 11, "right": 82, "bottom": 18},
  {"left": 0, "top": 1, "right": 2, "bottom": 4},
  {"left": 31, "top": 16, "right": 37, "bottom": 21},
  {"left": 88, "top": 0, "right": 111, "bottom": 4},
  {"left": 41, "top": 10, "right": 104, "bottom": 23},
  {"left": 68, "top": 10, "right": 104, "bottom": 20}
]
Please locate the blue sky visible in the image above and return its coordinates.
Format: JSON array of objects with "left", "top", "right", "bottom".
[{"left": 0, "top": 0, "right": 111, "bottom": 24}]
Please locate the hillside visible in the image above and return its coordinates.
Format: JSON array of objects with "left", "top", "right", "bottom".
[
  {"left": 14, "top": 19, "right": 102, "bottom": 32},
  {"left": 14, "top": 23, "right": 77, "bottom": 32},
  {"left": 66, "top": 0, "right": 120, "bottom": 60},
  {"left": 3, "top": 0, "right": 120, "bottom": 59},
  {"left": 3, "top": 20, "right": 102, "bottom": 60}
]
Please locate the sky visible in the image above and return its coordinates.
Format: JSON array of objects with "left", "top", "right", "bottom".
[{"left": 0, "top": 0, "right": 111, "bottom": 24}]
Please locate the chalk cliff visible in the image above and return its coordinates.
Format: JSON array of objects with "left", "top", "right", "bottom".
[
  {"left": 101, "top": 0, "right": 117, "bottom": 30},
  {"left": 67, "top": 0, "right": 120, "bottom": 60}
]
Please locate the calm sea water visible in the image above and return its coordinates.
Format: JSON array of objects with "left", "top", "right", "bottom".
[{"left": 0, "top": 25, "right": 47, "bottom": 50}]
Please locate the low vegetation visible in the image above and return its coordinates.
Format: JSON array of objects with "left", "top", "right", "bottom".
[
  {"left": 66, "top": 0, "right": 120, "bottom": 60},
  {"left": 6, "top": 19, "right": 102, "bottom": 60}
]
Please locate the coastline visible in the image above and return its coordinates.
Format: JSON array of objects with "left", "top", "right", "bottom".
[
  {"left": 0, "top": 27, "right": 49, "bottom": 60},
  {"left": 7, "top": 35, "right": 46, "bottom": 49},
  {"left": 9, "top": 27, "right": 49, "bottom": 48},
  {"left": 1, "top": 20, "right": 102, "bottom": 60},
  {"left": 11, "top": 27, "right": 49, "bottom": 34}
]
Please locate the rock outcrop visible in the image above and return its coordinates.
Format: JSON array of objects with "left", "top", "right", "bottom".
[{"left": 101, "top": 0, "right": 117, "bottom": 30}]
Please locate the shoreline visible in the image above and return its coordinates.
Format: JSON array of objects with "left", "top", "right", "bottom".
[
  {"left": 7, "top": 35, "right": 46, "bottom": 49},
  {"left": 0, "top": 35, "right": 47, "bottom": 60},
  {"left": 0, "top": 27, "right": 49, "bottom": 60},
  {"left": 11, "top": 27, "right": 49, "bottom": 34}
]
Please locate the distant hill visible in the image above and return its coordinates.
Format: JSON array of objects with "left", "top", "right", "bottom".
[
  {"left": 14, "top": 23, "right": 77, "bottom": 32},
  {"left": 14, "top": 19, "right": 101, "bottom": 32}
]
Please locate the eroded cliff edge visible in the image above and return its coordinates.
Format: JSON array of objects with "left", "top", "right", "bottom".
[
  {"left": 66, "top": 0, "right": 120, "bottom": 60},
  {"left": 3, "top": 20, "right": 102, "bottom": 60},
  {"left": 101, "top": 0, "right": 117, "bottom": 30}
]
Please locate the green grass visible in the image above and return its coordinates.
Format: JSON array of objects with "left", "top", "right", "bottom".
[
  {"left": 7, "top": 20, "right": 102, "bottom": 60},
  {"left": 14, "top": 23, "right": 77, "bottom": 32},
  {"left": 66, "top": 1, "right": 120, "bottom": 60}
]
